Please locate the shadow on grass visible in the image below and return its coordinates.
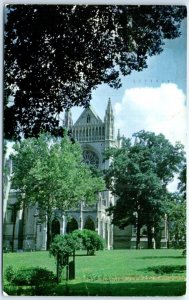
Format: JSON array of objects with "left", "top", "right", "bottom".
[
  {"left": 142, "top": 264, "right": 186, "bottom": 275},
  {"left": 4, "top": 281, "right": 186, "bottom": 296},
  {"left": 136, "top": 256, "right": 184, "bottom": 259}
]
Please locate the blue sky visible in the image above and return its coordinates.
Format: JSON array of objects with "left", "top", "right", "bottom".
[{"left": 72, "top": 18, "right": 187, "bottom": 148}]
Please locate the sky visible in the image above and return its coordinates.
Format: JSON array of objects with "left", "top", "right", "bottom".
[{"left": 72, "top": 18, "right": 187, "bottom": 149}]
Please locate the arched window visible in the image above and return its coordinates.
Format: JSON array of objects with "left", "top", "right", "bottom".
[
  {"left": 84, "top": 217, "right": 95, "bottom": 231},
  {"left": 66, "top": 218, "right": 78, "bottom": 233},
  {"left": 96, "top": 127, "right": 98, "bottom": 136},
  {"left": 99, "top": 127, "right": 101, "bottom": 138},
  {"left": 51, "top": 219, "right": 60, "bottom": 239},
  {"left": 87, "top": 114, "right": 91, "bottom": 123}
]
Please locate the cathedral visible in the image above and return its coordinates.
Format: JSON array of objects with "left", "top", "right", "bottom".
[{"left": 3, "top": 99, "right": 168, "bottom": 251}]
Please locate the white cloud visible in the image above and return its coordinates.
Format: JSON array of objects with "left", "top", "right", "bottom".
[{"left": 114, "top": 83, "right": 186, "bottom": 147}]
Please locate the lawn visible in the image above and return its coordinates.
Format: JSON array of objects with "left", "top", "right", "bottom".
[{"left": 3, "top": 249, "right": 186, "bottom": 296}]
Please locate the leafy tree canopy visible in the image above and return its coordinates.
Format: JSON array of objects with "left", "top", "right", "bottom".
[
  {"left": 105, "top": 131, "right": 185, "bottom": 247},
  {"left": 177, "top": 163, "right": 186, "bottom": 199},
  {"left": 166, "top": 192, "right": 186, "bottom": 248},
  {"left": 4, "top": 5, "right": 186, "bottom": 139},
  {"left": 11, "top": 133, "right": 105, "bottom": 228},
  {"left": 12, "top": 133, "right": 105, "bottom": 210}
]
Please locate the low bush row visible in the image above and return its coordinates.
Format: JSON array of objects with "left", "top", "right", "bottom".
[{"left": 4, "top": 265, "right": 56, "bottom": 286}]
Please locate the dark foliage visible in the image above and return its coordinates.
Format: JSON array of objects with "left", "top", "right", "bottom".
[
  {"left": 4, "top": 266, "right": 56, "bottom": 286},
  {"left": 147, "top": 264, "right": 186, "bottom": 275},
  {"left": 4, "top": 5, "right": 186, "bottom": 138},
  {"left": 4, "top": 279, "right": 186, "bottom": 296}
]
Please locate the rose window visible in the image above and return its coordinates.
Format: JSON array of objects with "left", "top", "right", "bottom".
[{"left": 83, "top": 150, "right": 99, "bottom": 168}]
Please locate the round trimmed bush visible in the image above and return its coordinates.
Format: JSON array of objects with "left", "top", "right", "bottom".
[{"left": 72, "top": 229, "right": 104, "bottom": 255}]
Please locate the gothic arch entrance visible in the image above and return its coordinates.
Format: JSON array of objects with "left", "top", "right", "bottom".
[
  {"left": 51, "top": 219, "right": 60, "bottom": 239},
  {"left": 66, "top": 218, "right": 78, "bottom": 233},
  {"left": 84, "top": 217, "right": 95, "bottom": 231}
]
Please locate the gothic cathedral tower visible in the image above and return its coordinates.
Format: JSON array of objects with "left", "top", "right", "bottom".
[{"left": 65, "top": 99, "right": 118, "bottom": 249}]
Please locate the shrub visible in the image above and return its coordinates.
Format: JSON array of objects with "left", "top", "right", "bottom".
[
  {"left": 4, "top": 265, "right": 14, "bottom": 283},
  {"left": 30, "top": 268, "right": 56, "bottom": 285},
  {"left": 72, "top": 229, "right": 104, "bottom": 255},
  {"left": 49, "top": 234, "right": 79, "bottom": 257},
  {"left": 4, "top": 266, "right": 56, "bottom": 286},
  {"left": 11, "top": 268, "right": 32, "bottom": 285}
]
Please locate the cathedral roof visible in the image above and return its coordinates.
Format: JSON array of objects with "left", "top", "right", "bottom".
[{"left": 73, "top": 106, "right": 103, "bottom": 127}]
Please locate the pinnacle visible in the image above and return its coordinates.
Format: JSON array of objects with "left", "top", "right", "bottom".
[
  {"left": 106, "top": 98, "right": 113, "bottom": 113},
  {"left": 117, "top": 129, "right": 120, "bottom": 138}
]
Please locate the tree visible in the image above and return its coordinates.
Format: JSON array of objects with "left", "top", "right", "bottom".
[
  {"left": 105, "top": 131, "right": 185, "bottom": 248},
  {"left": 166, "top": 193, "right": 186, "bottom": 249},
  {"left": 11, "top": 133, "right": 105, "bottom": 248},
  {"left": 165, "top": 163, "right": 186, "bottom": 250},
  {"left": 178, "top": 163, "right": 186, "bottom": 199},
  {"left": 4, "top": 5, "right": 186, "bottom": 139}
]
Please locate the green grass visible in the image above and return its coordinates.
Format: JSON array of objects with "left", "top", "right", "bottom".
[{"left": 3, "top": 249, "right": 186, "bottom": 296}]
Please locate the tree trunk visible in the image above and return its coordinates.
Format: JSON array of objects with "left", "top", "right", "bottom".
[
  {"left": 56, "top": 252, "right": 62, "bottom": 283},
  {"left": 57, "top": 253, "right": 60, "bottom": 283},
  {"left": 18, "top": 202, "right": 25, "bottom": 250},
  {"left": 47, "top": 218, "right": 51, "bottom": 250},
  {"left": 147, "top": 224, "right": 153, "bottom": 249},
  {"left": 12, "top": 207, "right": 17, "bottom": 252},
  {"left": 12, "top": 219, "right": 16, "bottom": 252},
  {"left": 136, "top": 223, "right": 141, "bottom": 249},
  {"left": 154, "top": 227, "right": 161, "bottom": 249}
]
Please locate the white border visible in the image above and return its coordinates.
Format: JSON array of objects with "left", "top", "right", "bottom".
[{"left": 0, "top": 1, "right": 188, "bottom": 300}]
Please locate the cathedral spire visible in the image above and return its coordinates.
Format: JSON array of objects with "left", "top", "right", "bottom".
[
  {"left": 105, "top": 98, "right": 114, "bottom": 120},
  {"left": 117, "top": 129, "right": 121, "bottom": 148},
  {"left": 106, "top": 98, "right": 113, "bottom": 116},
  {"left": 64, "top": 109, "right": 73, "bottom": 130},
  {"left": 104, "top": 98, "right": 114, "bottom": 140}
]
